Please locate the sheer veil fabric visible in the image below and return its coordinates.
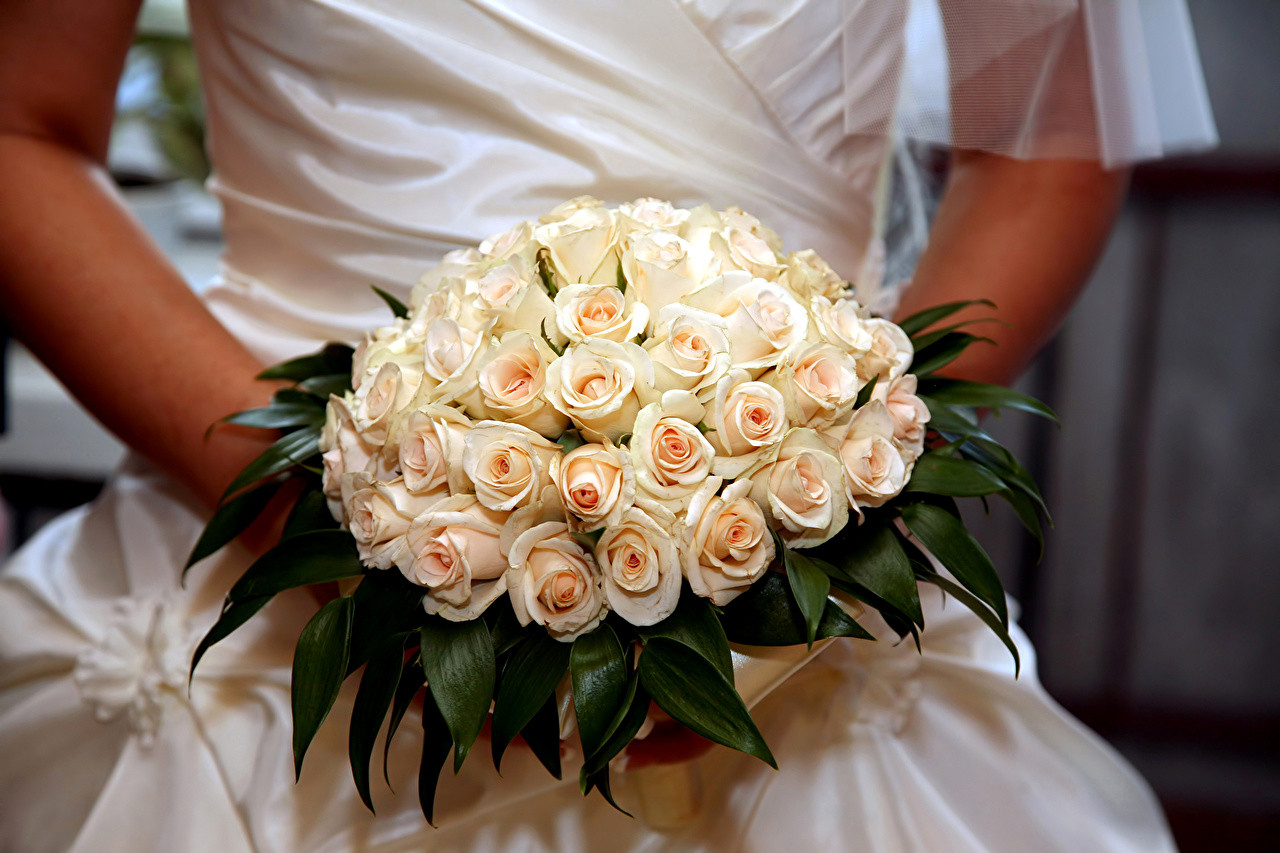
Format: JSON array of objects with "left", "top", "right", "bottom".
[{"left": 0, "top": 1, "right": 1214, "bottom": 850}]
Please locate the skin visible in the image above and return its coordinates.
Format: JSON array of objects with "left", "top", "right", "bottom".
[{"left": 0, "top": 1, "right": 1128, "bottom": 771}]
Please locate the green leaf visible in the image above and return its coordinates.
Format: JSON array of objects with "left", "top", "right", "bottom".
[
  {"left": 827, "top": 576, "right": 919, "bottom": 646},
  {"left": 419, "top": 618, "right": 495, "bottom": 772},
  {"left": 221, "top": 424, "right": 323, "bottom": 502},
  {"left": 581, "top": 672, "right": 650, "bottom": 776},
  {"left": 273, "top": 387, "right": 324, "bottom": 407},
  {"left": 539, "top": 318, "right": 564, "bottom": 357},
  {"left": 347, "top": 570, "right": 425, "bottom": 673},
  {"left": 817, "top": 523, "right": 924, "bottom": 627},
  {"left": 184, "top": 478, "right": 283, "bottom": 575},
  {"left": 485, "top": 598, "right": 526, "bottom": 656},
  {"left": 638, "top": 638, "right": 775, "bottom": 768},
  {"left": 371, "top": 285, "right": 410, "bottom": 319},
  {"left": 349, "top": 633, "right": 409, "bottom": 812},
  {"left": 776, "top": 536, "right": 830, "bottom": 647},
  {"left": 911, "top": 333, "right": 994, "bottom": 376},
  {"left": 281, "top": 488, "right": 339, "bottom": 540},
  {"left": 491, "top": 632, "right": 571, "bottom": 771},
  {"left": 917, "top": 379, "right": 1058, "bottom": 422},
  {"left": 921, "top": 572, "right": 1021, "bottom": 676},
  {"left": 905, "top": 454, "right": 1008, "bottom": 497},
  {"left": 293, "top": 595, "right": 355, "bottom": 778},
  {"left": 636, "top": 589, "right": 734, "bottom": 682},
  {"left": 520, "top": 695, "right": 563, "bottom": 780},
  {"left": 570, "top": 624, "right": 629, "bottom": 758},
  {"left": 258, "top": 343, "right": 355, "bottom": 382},
  {"left": 719, "top": 572, "right": 873, "bottom": 645},
  {"left": 189, "top": 594, "right": 272, "bottom": 680},
  {"left": 580, "top": 766, "right": 632, "bottom": 817},
  {"left": 999, "top": 487, "right": 1046, "bottom": 557},
  {"left": 298, "top": 374, "right": 352, "bottom": 399},
  {"left": 537, "top": 247, "right": 559, "bottom": 296},
  {"left": 615, "top": 259, "right": 628, "bottom": 294},
  {"left": 384, "top": 660, "right": 425, "bottom": 787},
  {"left": 220, "top": 403, "right": 327, "bottom": 431},
  {"left": 919, "top": 399, "right": 996, "bottom": 443},
  {"left": 853, "top": 374, "right": 878, "bottom": 410},
  {"left": 227, "top": 530, "right": 364, "bottom": 602},
  {"left": 418, "top": 683, "right": 453, "bottom": 827},
  {"left": 900, "top": 503, "right": 1007, "bottom": 625},
  {"left": 897, "top": 299, "right": 995, "bottom": 337},
  {"left": 555, "top": 429, "right": 585, "bottom": 454}
]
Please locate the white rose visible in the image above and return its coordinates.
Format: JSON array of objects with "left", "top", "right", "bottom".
[
  {"left": 874, "top": 374, "right": 931, "bottom": 463},
  {"left": 554, "top": 441, "right": 634, "bottom": 531},
  {"left": 479, "top": 220, "right": 535, "bottom": 259},
  {"left": 643, "top": 306, "right": 732, "bottom": 400},
  {"left": 396, "top": 405, "right": 472, "bottom": 496},
  {"left": 544, "top": 339, "right": 655, "bottom": 443},
  {"left": 411, "top": 246, "right": 484, "bottom": 307},
  {"left": 630, "top": 397, "right": 715, "bottom": 515},
  {"left": 595, "top": 507, "right": 681, "bottom": 625},
  {"left": 784, "top": 249, "right": 848, "bottom": 300},
  {"left": 421, "top": 316, "right": 492, "bottom": 414},
  {"left": 320, "top": 394, "right": 376, "bottom": 520},
  {"left": 857, "top": 318, "right": 914, "bottom": 383},
  {"left": 352, "top": 361, "right": 420, "bottom": 446},
  {"left": 618, "top": 197, "right": 690, "bottom": 235},
  {"left": 710, "top": 226, "right": 784, "bottom": 280},
  {"left": 507, "top": 521, "right": 608, "bottom": 640},
  {"left": 535, "top": 206, "right": 618, "bottom": 285},
  {"left": 720, "top": 205, "right": 783, "bottom": 253},
  {"left": 404, "top": 495, "right": 510, "bottom": 621},
  {"left": 462, "top": 421, "right": 561, "bottom": 512},
  {"left": 767, "top": 342, "right": 863, "bottom": 429},
  {"left": 621, "top": 230, "right": 707, "bottom": 322},
  {"left": 680, "top": 477, "right": 775, "bottom": 606},
  {"left": 352, "top": 320, "right": 422, "bottom": 393},
  {"left": 341, "top": 474, "right": 441, "bottom": 570},
  {"left": 538, "top": 195, "right": 605, "bottom": 224},
  {"left": 809, "top": 295, "right": 873, "bottom": 357},
  {"left": 705, "top": 370, "right": 788, "bottom": 477},
  {"left": 687, "top": 271, "right": 808, "bottom": 372},
  {"left": 554, "top": 283, "right": 649, "bottom": 344},
  {"left": 471, "top": 257, "right": 560, "bottom": 345},
  {"left": 476, "top": 330, "right": 568, "bottom": 438},
  {"left": 744, "top": 429, "right": 849, "bottom": 548},
  {"left": 837, "top": 400, "right": 909, "bottom": 511}
]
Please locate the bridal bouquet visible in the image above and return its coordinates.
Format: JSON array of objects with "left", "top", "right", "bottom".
[{"left": 188, "top": 197, "right": 1053, "bottom": 822}]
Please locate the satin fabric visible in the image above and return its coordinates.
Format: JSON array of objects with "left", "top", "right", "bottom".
[{"left": 0, "top": 1, "right": 1189, "bottom": 849}]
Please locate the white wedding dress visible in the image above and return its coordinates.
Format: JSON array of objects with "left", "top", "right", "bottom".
[{"left": 0, "top": 2, "right": 1217, "bottom": 851}]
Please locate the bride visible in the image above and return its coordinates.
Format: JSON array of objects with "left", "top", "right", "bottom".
[{"left": 0, "top": 1, "right": 1216, "bottom": 850}]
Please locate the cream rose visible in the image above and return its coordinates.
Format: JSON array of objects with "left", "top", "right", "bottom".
[
  {"left": 554, "top": 283, "right": 649, "bottom": 344},
  {"left": 768, "top": 342, "right": 862, "bottom": 429},
  {"left": 784, "top": 248, "right": 848, "bottom": 300},
  {"left": 680, "top": 477, "right": 775, "bottom": 605},
  {"left": 476, "top": 330, "right": 567, "bottom": 437},
  {"left": 538, "top": 195, "right": 604, "bottom": 224},
  {"left": 687, "top": 271, "right": 808, "bottom": 372},
  {"left": 857, "top": 318, "right": 914, "bottom": 383},
  {"left": 630, "top": 397, "right": 715, "bottom": 515},
  {"left": 472, "top": 257, "right": 559, "bottom": 344},
  {"left": 535, "top": 206, "right": 618, "bottom": 285},
  {"left": 710, "top": 226, "right": 785, "bottom": 280},
  {"left": 720, "top": 205, "right": 783, "bottom": 253},
  {"left": 507, "top": 521, "right": 608, "bottom": 640},
  {"left": 595, "top": 507, "right": 681, "bottom": 625},
  {"left": 643, "top": 306, "right": 732, "bottom": 400},
  {"left": 554, "top": 441, "right": 634, "bottom": 531},
  {"left": 420, "top": 316, "right": 492, "bottom": 415},
  {"left": 396, "top": 405, "right": 472, "bottom": 496},
  {"left": 875, "top": 374, "right": 931, "bottom": 463},
  {"left": 341, "top": 474, "right": 441, "bottom": 571},
  {"left": 809, "top": 295, "right": 873, "bottom": 357},
  {"left": 320, "top": 394, "right": 376, "bottom": 521},
  {"left": 354, "top": 361, "right": 419, "bottom": 446},
  {"left": 618, "top": 197, "right": 690, "bottom": 235},
  {"left": 837, "top": 400, "right": 909, "bottom": 511},
  {"left": 543, "top": 339, "right": 655, "bottom": 443},
  {"left": 461, "top": 422, "right": 561, "bottom": 512},
  {"left": 479, "top": 220, "right": 535, "bottom": 259},
  {"left": 404, "top": 495, "right": 510, "bottom": 620},
  {"left": 705, "top": 370, "right": 788, "bottom": 476},
  {"left": 621, "top": 230, "right": 707, "bottom": 321},
  {"left": 744, "top": 429, "right": 849, "bottom": 548}
]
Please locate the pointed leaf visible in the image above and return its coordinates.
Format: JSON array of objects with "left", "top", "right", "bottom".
[
  {"left": 348, "top": 570, "right": 426, "bottom": 673},
  {"left": 905, "top": 454, "right": 1008, "bottom": 497},
  {"left": 639, "top": 638, "right": 775, "bottom": 768},
  {"left": 257, "top": 343, "right": 355, "bottom": 382},
  {"left": 293, "top": 596, "right": 355, "bottom": 778},
  {"left": 918, "top": 379, "right": 1057, "bottom": 422},
  {"left": 384, "top": 659, "right": 425, "bottom": 787},
  {"left": 911, "top": 333, "right": 994, "bottom": 376},
  {"left": 615, "top": 259, "right": 628, "bottom": 294},
  {"left": 485, "top": 598, "right": 526, "bottom": 656},
  {"left": 227, "top": 530, "right": 364, "bottom": 602},
  {"left": 281, "top": 487, "right": 339, "bottom": 540},
  {"left": 853, "top": 374, "right": 878, "bottom": 410},
  {"left": 491, "top": 633, "right": 570, "bottom": 770},
  {"left": 814, "top": 522, "right": 923, "bottom": 626},
  {"left": 418, "top": 683, "right": 453, "bottom": 826},
  {"left": 580, "top": 767, "right": 632, "bottom": 817},
  {"left": 349, "top": 633, "right": 409, "bottom": 812},
  {"left": 922, "top": 573, "right": 1021, "bottom": 676},
  {"left": 777, "top": 535, "right": 830, "bottom": 646},
  {"left": 520, "top": 695, "right": 563, "bottom": 780},
  {"left": 419, "top": 618, "right": 495, "bottom": 772},
  {"left": 298, "top": 374, "right": 352, "bottom": 398},
  {"left": 221, "top": 403, "right": 327, "bottom": 431},
  {"left": 221, "top": 425, "right": 322, "bottom": 501},
  {"left": 897, "top": 299, "right": 995, "bottom": 336},
  {"left": 184, "top": 478, "right": 283, "bottom": 575},
  {"left": 372, "top": 285, "right": 410, "bottom": 319},
  {"left": 189, "top": 594, "right": 272, "bottom": 680},
  {"left": 719, "top": 572, "right": 873, "bottom": 645},
  {"left": 570, "top": 624, "right": 629, "bottom": 758},
  {"left": 582, "top": 673, "right": 649, "bottom": 775},
  {"left": 636, "top": 588, "right": 733, "bottom": 681},
  {"left": 901, "top": 502, "right": 1007, "bottom": 625}
]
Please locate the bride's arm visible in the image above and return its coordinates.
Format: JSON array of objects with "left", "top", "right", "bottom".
[
  {"left": 894, "top": 150, "right": 1130, "bottom": 385},
  {"left": 0, "top": 0, "right": 278, "bottom": 510}
]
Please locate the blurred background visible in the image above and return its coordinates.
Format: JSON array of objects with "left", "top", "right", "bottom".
[{"left": 0, "top": 1, "right": 1275, "bottom": 849}]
